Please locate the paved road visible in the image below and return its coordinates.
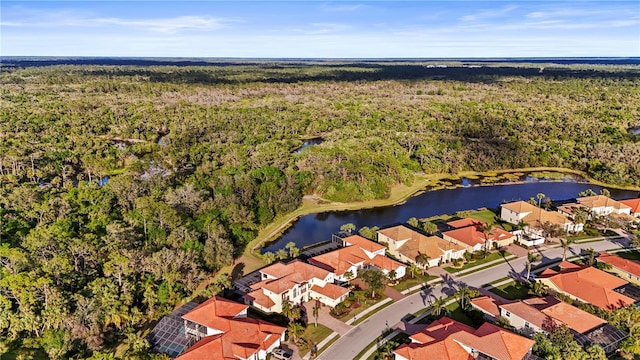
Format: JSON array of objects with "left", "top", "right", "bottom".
[{"left": 317, "top": 238, "right": 630, "bottom": 360}]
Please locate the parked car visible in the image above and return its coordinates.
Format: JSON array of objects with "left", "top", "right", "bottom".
[{"left": 271, "top": 348, "right": 292, "bottom": 360}]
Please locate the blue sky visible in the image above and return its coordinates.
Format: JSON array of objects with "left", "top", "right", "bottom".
[{"left": 2, "top": 1, "right": 639, "bottom": 57}]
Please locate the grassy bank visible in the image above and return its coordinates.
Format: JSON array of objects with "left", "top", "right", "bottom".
[{"left": 208, "top": 167, "right": 640, "bottom": 287}]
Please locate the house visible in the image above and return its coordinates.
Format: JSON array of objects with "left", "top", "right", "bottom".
[
  {"left": 500, "top": 201, "right": 583, "bottom": 245},
  {"left": 619, "top": 198, "right": 640, "bottom": 218},
  {"left": 442, "top": 218, "right": 516, "bottom": 251},
  {"left": 575, "top": 195, "right": 631, "bottom": 216},
  {"left": 243, "top": 260, "right": 349, "bottom": 313},
  {"left": 308, "top": 235, "right": 406, "bottom": 281},
  {"left": 377, "top": 225, "right": 465, "bottom": 268},
  {"left": 149, "top": 296, "right": 286, "bottom": 360},
  {"left": 597, "top": 252, "right": 640, "bottom": 286},
  {"left": 471, "top": 296, "right": 626, "bottom": 354},
  {"left": 393, "top": 316, "right": 535, "bottom": 360},
  {"left": 471, "top": 296, "right": 605, "bottom": 336},
  {"left": 537, "top": 261, "right": 635, "bottom": 311}
]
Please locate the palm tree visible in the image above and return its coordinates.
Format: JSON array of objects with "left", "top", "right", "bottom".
[
  {"left": 387, "top": 269, "right": 397, "bottom": 284},
  {"left": 344, "top": 270, "right": 354, "bottom": 283},
  {"left": 480, "top": 223, "right": 494, "bottom": 257},
  {"left": 526, "top": 253, "right": 541, "bottom": 280},
  {"left": 584, "top": 247, "right": 596, "bottom": 266},
  {"left": 407, "top": 263, "right": 420, "bottom": 279},
  {"left": 455, "top": 285, "right": 479, "bottom": 311},
  {"left": 262, "top": 251, "right": 276, "bottom": 264},
  {"left": 530, "top": 281, "right": 548, "bottom": 296},
  {"left": 430, "top": 295, "right": 447, "bottom": 317},
  {"left": 536, "top": 193, "right": 545, "bottom": 208},
  {"left": 312, "top": 300, "right": 320, "bottom": 327},
  {"left": 285, "top": 241, "right": 299, "bottom": 258},
  {"left": 560, "top": 238, "right": 575, "bottom": 261},
  {"left": 282, "top": 300, "right": 300, "bottom": 323},
  {"left": 340, "top": 223, "right": 356, "bottom": 234},
  {"left": 287, "top": 322, "right": 304, "bottom": 344},
  {"left": 415, "top": 252, "right": 430, "bottom": 275}
]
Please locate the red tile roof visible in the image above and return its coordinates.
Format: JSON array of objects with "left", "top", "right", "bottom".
[
  {"left": 342, "top": 235, "right": 386, "bottom": 252},
  {"left": 539, "top": 264, "right": 634, "bottom": 310},
  {"left": 182, "top": 296, "right": 248, "bottom": 332},
  {"left": 395, "top": 317, "right": 534, "bottom": 360},
  {"left": 309, "top": 246, "right": 368, "bottom": 276},
  {"left": 310, "top": 283, "right": 350, "bottom": 300},
  {"left": 620, "top": 198, "right": 640, "bottom": 213},
  {"left": 177, "top": 318, "right": 285, "bottom": 360},
  {"left": 368, "top": 254, "right": 405, "bottom": 272},
  {"left": 470, "top": 296, "right": 504, "bottom": 318},
  {"left": 443, "top": 225, "right": 514, "bottom": 248},
  {"left": 255, "top": 260, "right": 331, "bottom": 294},
  {"left": 598, "top": 252, "right": 640, "bottom": 278},
  {"left": 446, "top": 218, "right": 484, "bottom": 229}
]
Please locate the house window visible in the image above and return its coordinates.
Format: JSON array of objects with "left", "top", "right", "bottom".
[
  {"left": 525, "top": 322, "right": 530, "bottom": 329},
  {"left": 505, "top": 311, "right": 511, "bottom": 317}
]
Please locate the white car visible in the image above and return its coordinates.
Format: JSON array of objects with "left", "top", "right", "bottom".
[{"left": 271, "top": 348, "right": 292, "bottom": 360}]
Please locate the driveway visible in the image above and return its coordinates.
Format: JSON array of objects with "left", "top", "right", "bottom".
[
  {"left": 317, "top": 238, "right": 629, "bottom": 360},
  {"left": 302, "top": 301, "right": 352, "bottom": 336}
]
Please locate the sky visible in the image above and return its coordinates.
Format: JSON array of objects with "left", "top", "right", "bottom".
[{"left": 2, "top": 1, "right": 639, "bottom": 58}]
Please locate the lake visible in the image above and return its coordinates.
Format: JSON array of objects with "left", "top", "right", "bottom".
[{"left": 261, "top": 179, "right": 639, "bottom": 253}]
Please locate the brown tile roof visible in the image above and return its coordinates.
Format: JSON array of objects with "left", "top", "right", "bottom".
[
  {"left": 342, "top": 235, "right": 386, "bottom": 252},
  {"left": 395, "top": 317, "right": 534, "bottom": 360},
  {"left": 620, "top": 198, "right": 640, "bottom": 213},
  {"left": 177, "top": 318, "right": 285, "bottom": 360},
  {"left": 380, "top": 225, "right": 464, "bottom": 261},
  {"left": 501, "top": 201, "right": 572, "bottom": 228},
  {"left": 577, "top": 195, "right": 631, "bottom": 211},
  {"left": 598, "top": 252, "right": 640, "bottom": 278},
  {"left": 446, "top": 218, "right": 483, "bottom": 229},
  {"left": 182, "top": 296, "right": 248, "bottom": 331},
  {"left": 442, "top": 225, "right": 514, "bottom": 248},
  {"left": 310, "top": 283, "right": 350, "bottom": 300},
  {"left": 539, "top": 265, "right": 634, "bottom": 310},
  {"left": 530, "top": 298, "right": 606, "bottom": 334}
]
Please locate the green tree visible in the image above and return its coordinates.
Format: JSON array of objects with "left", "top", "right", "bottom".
[
  {"left": 285, "top": 241, "right": 299, "bottom": 258},
  {"left": 430, "top": 295, "right": 447, "bottom": 317},
  {"left": 312, "top": 300, "right": 320, "bottom": 327},
  {"left": 407, "top": 263, "right": 420, "bottom": 279},
  {"left": 407, "top": 217, "right": 419, "bottom": 228},
  {"left": 415, "top": 252, "right": 430, "bottom": 275},
  {"left": 282, "top": 300, "right": 300, "bottom": 323},
  {"left": 560, "top": 238, "right": 575, "bottom": 261},
  {"left": 358, "top": 267, "right": 386, "bottom": 298},
  {"left": 421, "top": 220, "right": 437, "bottom": 234},
  {"left": 526, "top": 252, "right": 541, "bottom": 280},
  {"left": 454, "top": 285, "right": 478, "bottom": 311},
  {"left": 536, "top": 193, "right": 545, "bottom": 208},
  {"left": 340, "top": 223, "right": 356, "bottom": 234},
  {"left": 262, "top": 251, "right": 276, "bottom": 264},
  {"left": 287, "top": 322, "right": 304, "bottom": 344}
]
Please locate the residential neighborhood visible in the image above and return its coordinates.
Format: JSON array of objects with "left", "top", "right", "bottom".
[{"left": 149, "top": 194, "right": 640, "bottom": 360}]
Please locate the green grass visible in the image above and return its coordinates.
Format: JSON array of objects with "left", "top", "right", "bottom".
[
  {"left": 444, "top": 251, "right": 511, "bottom": 273},
  {"left": 2, "top": 348, "right": 49, "bottom": 360},
  {"left": 331, "top": 294, "right": 389, "bottom": 322},
  {"left": 315, "top": 334, "right": 340, "bottom": 357},
  {"left": 615, "top": 250, "right": 640, "bottom": 261},
  {"left": 467, "top": 209, "right": 499, "bottom": 225},
  {"left": 416, "top": 302, "right": 476, "bottom": 326},
  {"left": 365, "top": 333, "right": 411, "bottom": 360},
  {"left": 392, "top": 273, "right": 438, "bottom": 292},
  {"left": 488, "top": 281, "right": 531, "bottom": 300},
  {"left": 353, "top": 299, "right": 394, "bottom": 326},
  {"left": 298, "top": 324, "right": 333, "bottom": 356}
]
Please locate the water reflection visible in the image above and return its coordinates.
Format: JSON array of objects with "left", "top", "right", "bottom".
[{"left": 261, "top": 179, "right": 639, "bottom": 253}]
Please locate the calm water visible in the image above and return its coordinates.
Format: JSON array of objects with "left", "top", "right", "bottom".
[
  {"left": 293, "top": 138, "right": 324, "bottom": 153},
  {"left": 261, "top": 180, "right": 639, "bottom": 253}
]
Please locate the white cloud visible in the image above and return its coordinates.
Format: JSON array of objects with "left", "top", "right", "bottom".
[{"left": 459, "top": 5, "right": 518, "bottom": 22}]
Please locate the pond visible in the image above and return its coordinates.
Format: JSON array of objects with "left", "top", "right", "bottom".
[
  {"left": 293, "top": 137, "right": 324, "bottom": 153},
  {"left": 261, "top": 178, "right": 639, "bottom": 253}
]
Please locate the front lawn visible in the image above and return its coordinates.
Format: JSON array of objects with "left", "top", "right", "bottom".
[
  {"left": 392, "top": 273, "right": 438, "bottom": 292},
  {"left": 330, "top": 293, "right": 388, "bottom": 323},
  {"left": 467, "top": 209, "right": 500, "bottom": 226},
  {"left": 416, "top": 301, "right": 483, "bottom": 327},
  {"left": 488, "top": 281, "right": 531, "bottom": 300},
  {"left": 366, "top": 332, "right": 411, "bottom": 360},
  {"left": 444, "top": 251, "right": 511, "bottom": 274},
  {"left": 298, "top": 324, "right": 333, "bottom": 356}
]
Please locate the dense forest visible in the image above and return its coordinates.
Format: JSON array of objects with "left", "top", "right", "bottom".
[{"left": 1, "top": 61, "right": 640, "bottom": 358}]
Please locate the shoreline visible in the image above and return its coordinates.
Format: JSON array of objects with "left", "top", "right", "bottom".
[{"left": 205, "top": 166, "right": 640, "bottom": 287}]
